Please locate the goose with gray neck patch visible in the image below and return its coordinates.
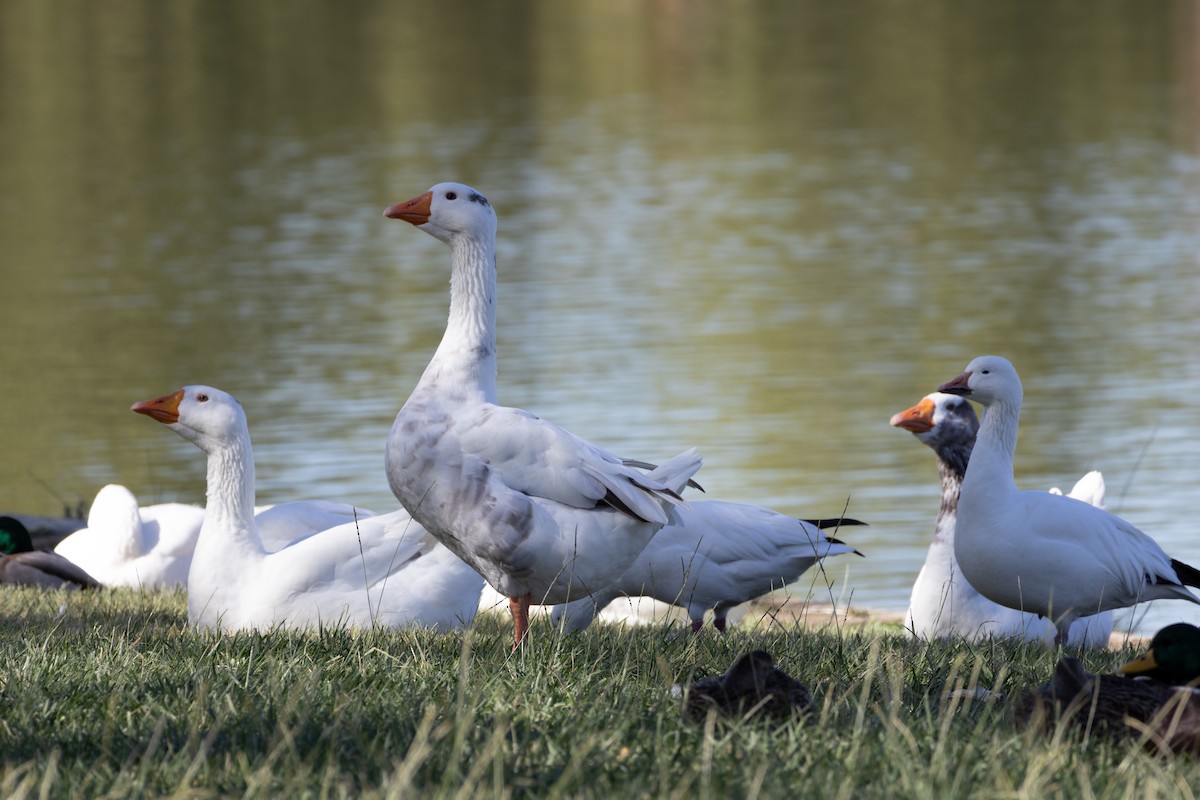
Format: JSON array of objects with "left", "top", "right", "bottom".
[{"left": 891, "top": 391, "right": 1111, "bottom": 646}]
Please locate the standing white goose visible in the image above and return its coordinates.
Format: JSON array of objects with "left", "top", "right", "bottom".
[
  {"left": 383, "top": 182, "right": 702, "bottom": 647},
  {"left": 132, "top": 385, "right": 483, "bottom": 632},
  {"left": 548, "top": 507, "right": 863, "bottom": 633},
  {"left": 891, "top": 392, "right": 1112, "bottom": 646},
  {"left": 938, "top": 355, "right": 1200, "bottom": 644}
]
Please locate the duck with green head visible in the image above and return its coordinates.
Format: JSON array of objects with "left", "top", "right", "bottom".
[
  {"left": 1013, "top": 623, "right": 1200, "bottom": 755},
  {"left": 1119, "top": 623, "right": 1200, "bottom": 687},
  {"left": 0, "top": 516, "right": 102, "bottom": 590}
]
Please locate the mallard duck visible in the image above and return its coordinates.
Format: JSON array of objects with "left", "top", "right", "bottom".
[
  {"left": 681, "top": 650, "right": 812, "bottom": 723},
  {"left": 0, "top": 516, "right": 102, "bottom": 590},
  {"left": 1013, "top": 626, "right": 1200, "bottom": 755},
  {"left": 938, "top": 355, "right": 1200, "bottom": 643}
]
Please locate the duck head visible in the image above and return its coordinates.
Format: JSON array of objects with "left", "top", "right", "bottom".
[{"left": 1118, "top": 623, "right": 1200, "bottom": 686}]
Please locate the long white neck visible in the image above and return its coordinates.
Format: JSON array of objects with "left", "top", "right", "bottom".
[
  {"left": 421, "top": 233, "right": 498, "bottom": 402},
  {"left": 199, "top": 430, "right": 266, "bottom": 561},
  {"left": 961, "top": 400, "right": 1021, "bottom": 498}
]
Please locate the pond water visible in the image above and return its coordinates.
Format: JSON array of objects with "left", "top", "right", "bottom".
[{"left": 2, "top": 0, "right": 1199, "bottom": 635}]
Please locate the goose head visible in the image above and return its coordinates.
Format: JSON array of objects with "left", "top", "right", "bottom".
[
  {"left": 132, "top": 386, "right": 246, "bottom": 453},
  {"left": 0, "top": 516, "right": 33, "bottom": 555},
  {"left": 1118, "top": 623, "right": 1200, "bottom": 686},
  {"left": 890, "top": 392, "right": 979, "bottom": 451},
  {"left": 384, "top": 182, "right": 496, "bottom": 246},
  {"left": 938, "top": 355, "right": 1023, "bottom": 408}
]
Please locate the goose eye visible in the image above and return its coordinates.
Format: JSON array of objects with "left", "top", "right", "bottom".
[
  {"left": 197, "top": 394, "right": 209, "bottom": 403},
  {"left": 445, "top": 191, "right": 458, "bottom": 200}
]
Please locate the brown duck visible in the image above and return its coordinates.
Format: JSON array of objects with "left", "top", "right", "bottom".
[
  {"left": 1013, "top": 624, "right": 1200, "bottom": 755},
  {"left": 681, "top": 650, "right": 813, "bottom": 723}
]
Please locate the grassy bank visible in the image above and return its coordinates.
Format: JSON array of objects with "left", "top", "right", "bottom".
[{"left": 0, "top": 588, "right": 1195, "bottom": 799}]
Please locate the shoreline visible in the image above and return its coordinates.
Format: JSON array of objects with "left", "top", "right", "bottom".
[{"left": 750, "top": 598, "right": 1151, "bottom": 649}]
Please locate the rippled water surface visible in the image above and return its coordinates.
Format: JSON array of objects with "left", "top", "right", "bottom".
[{"left": 3, "top": 1, "right": 1199, "bottom": 633}]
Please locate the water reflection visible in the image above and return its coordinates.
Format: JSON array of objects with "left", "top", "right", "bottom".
[{"left": 1, "top": 1, "right": 1198, "bottom": 633}]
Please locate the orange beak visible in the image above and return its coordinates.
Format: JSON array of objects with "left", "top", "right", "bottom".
[
  {"left": 890, "top": 398, "right": 936, "bottom": 433},
  {"left": 938, "top": 371, "right": 972, "bottom": 395},
  {"left": 132, "top": 389, "right": 185, "bottom": 424},
  {"left": 384, "top": 191, "right": 433, "bottom": 225}
]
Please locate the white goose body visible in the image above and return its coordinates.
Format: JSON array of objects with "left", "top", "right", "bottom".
[
  {"left": 548, "top": 502, "right": 862, "bottom": 633},
  {"left": 133, "top": 386, "right": 483, "bottom": 632},
  {"left": 938, "top": 356, "right": 1200, "bottom": 643},
  {"left": 53, "top": 484, "right": 205, "bottom": 589},
  {"left": 53, "top": 485, "right": 378, "bottom": 589},
  {"left": 383, "top": 183, "right": 701, "bottom": 645},
  {"left": 892, "top": 393, "right": 1111, "bottom": 646}
]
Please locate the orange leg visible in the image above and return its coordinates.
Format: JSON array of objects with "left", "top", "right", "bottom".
[{"left": 509, "top": 593, "right": 532, "bottom": 650}]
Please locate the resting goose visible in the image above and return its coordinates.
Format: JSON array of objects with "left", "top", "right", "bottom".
[
  {"left": 383, "top": 182, "right": 702, "bottom": 647},
  {"left": 1049, "top": 470, "right": 1106, "bottom": 508},
  {"left": 938, "top": 355, "right": 1200, "bottom": 644},
  {"left": 891, "top": 392, "right": 1112, "bottom": 646},
  {"left": 132, "top": 386, "right": 483, "bottom": 632},
  {"left": 0, "top": 516, "right": 102, "bottom": 590},
  {"left": 53, "top": 484, "right": 378, "bottom": 589},
  {"left": 548, "top": 509, "right": 863, "bottom": 633}
]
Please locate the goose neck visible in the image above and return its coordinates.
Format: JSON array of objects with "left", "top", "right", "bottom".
[
  {"left": 429, "top": 234, "right": 498, "bottom": 400},
  {"left": 201, "top": 433, "right": 264, "bottom": 555},
  {"left": 965, "top": 400, "right": 1020, "bottom": 490},
  {"left": 933, "top": 459, "right": 964, "bottom": 543}
]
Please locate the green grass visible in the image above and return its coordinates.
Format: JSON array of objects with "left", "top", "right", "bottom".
[{"left": 0, "top": 589, "right": 1196, "bottom": 799}]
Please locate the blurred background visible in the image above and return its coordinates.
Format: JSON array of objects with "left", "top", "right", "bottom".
[{"left": 2, "top": 0, "right": 1198, "bottom": 633}]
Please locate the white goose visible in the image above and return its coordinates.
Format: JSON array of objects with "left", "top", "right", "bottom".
[
  {"left": 891, "top": 392, "right": 1112, "bottom": 646},
  {"left": 383, "top": 182, "right": 702, "bottom": 647},
  {"left": 938, "top": 355, "right": 1200, "bottom": 644},
  {"left": 1049, "top": 470, "right": 1107, "bottom": 507},
  {"left": 53, "top": 484, "right": 378, "bottom": 589},
  {"left": 132, "top": 385, "right": 483, "bottom": 632},
  {"left": 548, "top": 507, "right": 863, "bottom": 633},
  {"left": 53, "top": 484, "right": 205, "bottom": 589}
]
